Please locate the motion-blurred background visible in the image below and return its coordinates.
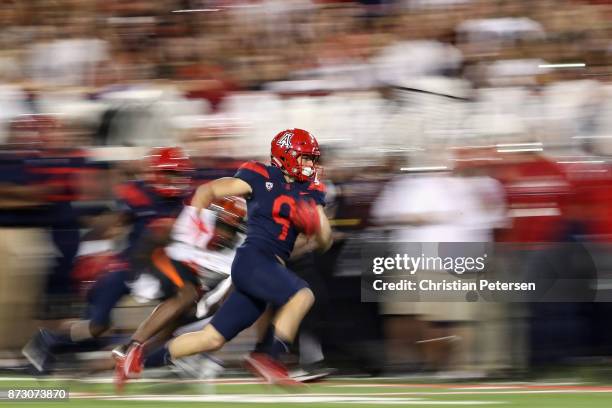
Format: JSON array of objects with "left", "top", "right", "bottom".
[{"left": 2, "top": 0, "right": 612, "bottom": 379}]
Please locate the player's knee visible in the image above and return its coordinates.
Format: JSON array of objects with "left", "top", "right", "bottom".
[
  {"left": 208, "top": 333, "right": 225, "bottom": 351},
  {"left": 295, "top": 287, "right": 315, "bottom": 309},
  {"left": 205, "top": 326, "right": 226, "bottom": 351},
  {"left": 176, "top": 283, "right": 200, "bottom": 308}
]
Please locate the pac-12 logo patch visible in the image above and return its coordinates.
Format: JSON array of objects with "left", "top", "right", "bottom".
[
  {"left": 276, "top": 132, "right": 293, "bottom": 149},
  {"left": 265, "top": 182, "right": 274, "bottom": 191}
]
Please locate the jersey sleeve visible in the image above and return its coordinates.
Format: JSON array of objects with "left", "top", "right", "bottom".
[
  {"left": 114, "top": 182, "right": 153, "bottom": 217},
  {"left": 234, "top": 161, "right": 270, "bottom": 194},
  {"left": 307, "top": 180, "right": 327, "bottom": 207}
]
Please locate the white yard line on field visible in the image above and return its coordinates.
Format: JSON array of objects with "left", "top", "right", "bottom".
[{"left": 71, "top": 393, "right": 505, "bottom": 405}]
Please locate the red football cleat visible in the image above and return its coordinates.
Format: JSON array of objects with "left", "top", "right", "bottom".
[
  {"left": 123, "top": 342, "right": 144, "bottom": 379},
  {"left": 112, "top": 348, "right": 127, "bottom": 393},
  {"left": 244, "top": 352, "right": 301, "bottom": 386}
]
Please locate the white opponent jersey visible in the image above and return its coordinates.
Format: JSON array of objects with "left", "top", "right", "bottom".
[{"left": 165, "top": 205, "right": 240, "bottom": 278}]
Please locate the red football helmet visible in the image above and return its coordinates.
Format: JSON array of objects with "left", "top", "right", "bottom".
[
  {"left": 146, "top": 146, "right": 194, "bottom": 197},
  {"left": 270, "top": 128, "right": 320, "bottom": 182},
  {"left": 208, "top": 196, "right": 247, "bottom": 250}
]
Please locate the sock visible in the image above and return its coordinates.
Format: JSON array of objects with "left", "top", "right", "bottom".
[
  {"left": 268, "top": 335, "right": 291, "bottom": 360},
  {"left": 254, "top": 325, "right": 275, "bottom": 353},
  {"left": 255, "top": 325, "right": 291, "bottom": 360},
  {"left": 128, "top": 339, "right": 142, "bottom": 349},
  {"left": 144, "top": 345, "right": 170, "bottom": 368}
]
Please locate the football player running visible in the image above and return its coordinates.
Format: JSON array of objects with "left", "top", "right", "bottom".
[
  {"left": 134, "top": 129, "right": 333, "bottom": 385},
  {"left": 22, "top": 147, "right": 192, "bottom": 373},
  {"left": 114, "top": 196, "right": 246, "bottom": 389}
]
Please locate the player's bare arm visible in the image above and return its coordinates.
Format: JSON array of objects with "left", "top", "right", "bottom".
[
  {"left": 191, "top": 177, "right": 252, "bottom": 212},
  {"left": 0, "top": 182, "right": 53, "bottom": 208},
  {"left": 289, "top": 205, "right": 333, "bottom": 258},
  {"left": 314, "top": 205, "right": 333, "bottom": 252},
  {"left": 290, "top": 234, "right": 314, "bottom": 259}
]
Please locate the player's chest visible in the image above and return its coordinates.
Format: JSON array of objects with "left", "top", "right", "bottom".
[{"left": 255, "top": 181, "right": 307, "bottom": 217}]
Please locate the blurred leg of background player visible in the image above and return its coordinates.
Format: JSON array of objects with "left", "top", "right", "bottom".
[
  {"left": 116, "top": 249, "right": 236, "bottom": 388},
  {"left": 114, "top": 250, "right": 203, "bottom": 385},
  {"left": 22, "top": 268, "right": 131, "bottom": 373}
]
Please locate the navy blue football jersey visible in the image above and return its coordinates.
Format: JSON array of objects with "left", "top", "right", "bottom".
[
  {"left": 115, "top": 180, "right": 185, "bottom": 258},
  {"left": 235, "top": 161, "right": 326, "bottom": 261}
]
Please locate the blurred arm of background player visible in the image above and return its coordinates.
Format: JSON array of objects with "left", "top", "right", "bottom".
[{"left": 0, "top": 183, "right": 55, "bottom": 208}]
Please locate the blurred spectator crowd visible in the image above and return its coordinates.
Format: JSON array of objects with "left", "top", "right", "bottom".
[{"left": 2, "top": 0, "right": 612, "bottom": 378}]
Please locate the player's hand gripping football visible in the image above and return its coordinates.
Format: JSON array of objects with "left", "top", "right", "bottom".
[{"left": 291, "top": 199, "right": 321, "bottom": 236}]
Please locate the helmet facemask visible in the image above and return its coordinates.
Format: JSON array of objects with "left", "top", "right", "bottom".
[
  {"left": 271, "top": 129, "right": 321, "bottom": 183},
  {"left": 295, "top": 153, "right": 320, "bottom": 182}
]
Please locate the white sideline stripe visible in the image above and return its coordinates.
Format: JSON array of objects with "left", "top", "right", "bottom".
[
  {"left": 425, "top": 390, "right": 612, "bottom": 395},
  {"left": 529, "top": 382, "right": 586, "bottom": 386},
  {"left": 372, "top": 391, "right": 612, "bottom": 395},
  {"left": 72, "top": 394, "right": 504, "bottom": 404},
  {"left": 0, "top": 377, "right": 63, "bottom": 381},
  {"left": 326, "top": 389, "right": 612, "bottom": 395},
  {"left": 69, "top": 389, "right": 612, "bottom": 401},
  {"left": 331, "top": 384, "right": 401, "bottom": 388},
  {"left": 450, "top": 387, "right": 521, "bottom": 390},
  {"left": 79, "top": 378, "right": 261, "bottom": 384},
  {"left": 0, "top": 377, "right": 602, "bottom": 391},
  {"left": 481, "top": 381, "right": 586, "bottom": 386},
  {"left": 331, "top": 385, "right": 517, "bottom": 389}
]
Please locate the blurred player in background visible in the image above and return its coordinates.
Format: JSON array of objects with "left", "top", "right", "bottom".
[
  {"left": 22, "top": 147, "right": 193, "bottom": 373},
  {"left": 114, "top": 196, "right": 246, "bottom": 389},
  {"left": 0, "top": 115, "right": 58, "bottom": 351},
  {"left": 7, "top": 115, "right": 94, "bottom": 319},
  {"left": 161, "top": 128, "right": 333, "bottom": 385}
]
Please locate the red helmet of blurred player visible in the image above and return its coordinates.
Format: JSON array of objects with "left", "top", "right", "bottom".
[
  {"left": 208, "top": 196, "right": 247, "bottom": 250},
  {"left": 146, "top": 146, "right": 194, "bottom": 197},
  {"left": 270, "top": 128, "right": 320, "bottom": 182}
]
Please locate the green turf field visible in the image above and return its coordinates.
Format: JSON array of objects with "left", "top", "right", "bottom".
[{"left": 3, "top": 376, "right": 612, "bottom": 407}]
